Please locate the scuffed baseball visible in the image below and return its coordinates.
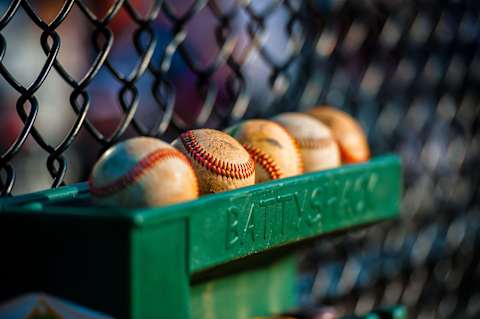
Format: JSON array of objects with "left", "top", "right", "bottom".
[
  {"left": 272, "top": 112, "right": 341, "bottom": 172},
  {"left": 226, "top": 119, "right": 303, "bottom": 183},
  {"left": 89, "top": 137, "right": 198, "bottom": 208},
  {"left": 307, "top": 106, "right": 370, "bottom": 163},
  {"left": 172, "top": 129, "right": 255, "bottom": 194}
]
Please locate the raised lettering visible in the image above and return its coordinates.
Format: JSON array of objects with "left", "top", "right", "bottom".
[
  {"left": 259, "top": 196, "right": 276, "bottom": 240},
  {"left": 226, "top": 206, "right": 240, "bottom": 250},
  {"left": 243, "top": 202, "right": 256, "bottom": 242},
  {"left": 308, "top": 187, "right": 323, "bottom": 225},
  {"left": 224, "top": 172, "right": 380, "bottom": 253},
  {"left": 293, "top": 190, "right": 308, "bottom": 229},
  {"left": 277, "top": 193, "right": 294, "bottom": 235}
]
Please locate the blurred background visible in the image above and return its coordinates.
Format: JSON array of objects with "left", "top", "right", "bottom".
[{"left": 0, "top": 0, "right": 479, "bottom": 318}]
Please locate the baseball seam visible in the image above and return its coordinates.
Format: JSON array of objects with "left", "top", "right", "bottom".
[
  {"left": 89, "top": 148, "right": 198, "bottom": 197},
  {"left": 242, "top": 143, "right": 283, "bottom": 180},
  {"left": 296, "top": 137, "right": 335, "bottom": 150},
  {"left": 180, "top": 131, "right": 255, "bottom": 179},
  {"left": 276, "top": 124, "right": 304, "bottom": 173}
]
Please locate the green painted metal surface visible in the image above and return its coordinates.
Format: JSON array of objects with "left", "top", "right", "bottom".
[
  {"left": 191, "top": 255, "right": 296, "bottom": 319},
  {"left": 0, "top": 155, "right": 401, "bottom": 319}
]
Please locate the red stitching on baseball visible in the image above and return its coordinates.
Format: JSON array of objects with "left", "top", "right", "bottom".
[
  {"left": 89, "top": 148, "right": 198, "bottom": 197},
  {"left": 296, "top": 137, "right": 335, "bottom": 150},
  {"left": 276, "top": 124, "right": 304, "bottom": 173},
  {"left": 180, "top": 131, "right": 255, "bottom": 179},
  {"left": 242, "top": 143, "right": 283, "bottom": 180}
]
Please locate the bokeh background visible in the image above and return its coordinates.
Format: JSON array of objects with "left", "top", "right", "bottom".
[{"left": 1, "top": 0, "right": 479, "bottom": 318}]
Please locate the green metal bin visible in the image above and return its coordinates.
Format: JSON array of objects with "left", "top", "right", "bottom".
[{"left": 0, "top": 155, "right": 401, "bottom": 319}]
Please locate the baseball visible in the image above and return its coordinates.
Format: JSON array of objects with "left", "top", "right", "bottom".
[
  {"left": 89, "top": 137, "right": 198, "bottom": 208},
  {"left": 226, "top": 119, "right": 303, "bottom": 183},
  {"left": 172, "top": 129, "right": 255, "bottom": 194},
  {"left": 307, "top": 106, "right": 370, "bottom": 163},
  {"left": 272, "top": 112, "right": 341, "bottom": 172}
]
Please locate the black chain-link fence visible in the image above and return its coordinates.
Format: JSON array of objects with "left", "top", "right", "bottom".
[
  {"left": 1, "top": 0, "right": 479, "bottom": 318},
  {"left": 297, "top": 1, "right": 480, "bottom": 318}
]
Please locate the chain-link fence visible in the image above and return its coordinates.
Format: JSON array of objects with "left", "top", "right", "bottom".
[
  {"left": 297, "top": 1, "right": 480, "bottom": 318},
  {"left": 1, "top": 0, "right": 479, "bottom": 318}
]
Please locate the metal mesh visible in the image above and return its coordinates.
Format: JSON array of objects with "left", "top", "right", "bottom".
[
  {"left": 0, "top": 0, "right": 308, "bottom": 195},
  {"left": 296, "top": 1, "right": 480, "bottom": 318},
  {"left": 0, "top": 0, "right": 479, "bottom": 318}
]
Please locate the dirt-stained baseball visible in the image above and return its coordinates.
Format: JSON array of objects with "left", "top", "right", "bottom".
[
  {"left": 272, "top": 112, "right": 341, "bottom": 172},
  {"left": 89, "top": 137, "right": 198, "bottom": 208},
  {"left": 172, "top": 129, "right": 255, "bottom": 194},
  {"left": 307, "top": 106, "right": 370, "bottom": 163},
  {"left": 226, "top": 119, "right": 303, "bottom": 183}
]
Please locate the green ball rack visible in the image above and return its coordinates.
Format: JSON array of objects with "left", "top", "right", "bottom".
[{"left": 0, "top": 155, "right": 401, "bottom": 319}]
